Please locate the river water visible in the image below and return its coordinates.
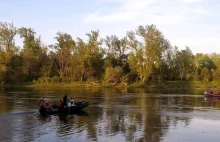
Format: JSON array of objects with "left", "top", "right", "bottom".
[{"left": 0, "top": 87, "right": 220, "bottom": 142}]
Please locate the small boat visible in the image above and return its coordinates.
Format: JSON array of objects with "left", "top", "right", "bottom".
[
  {"left": 206, "top": 94, "right": 220, "bottom": 98},
  {"left": 39, "top": 101, "right": 89, "bottom": 116},
  {"left": 204, "top": 91, "right": 220, "bottom": 98}
]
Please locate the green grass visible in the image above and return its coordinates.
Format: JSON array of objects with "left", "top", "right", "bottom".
[{"left": 2, "top": 80, "right": 220, "bottom": 89}]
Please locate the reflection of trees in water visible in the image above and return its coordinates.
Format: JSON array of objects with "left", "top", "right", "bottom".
[
  {"left": 128, "top": 87, "right": 206, "bottom": 95},
  {"left": 75, "top": 92, "right": 169, "bottom": 141},
  {"left": 52, "top": 93, "right": 219, "bottom": 141},
  {"left": 0, "top": 113, "right": 46, "bottom": 142},
  {"left": 80, "top": 92, "right": 195, "bottom": 142},
  {"left": 1, "top": 88, "right": 217, "bottom": 141},
  {"left": 69, "top": 99, "right": 105, "bottom": 141},
  {"left": 139, "top": 96, "right": 168, "bottom": 142},
  {"left": 205, "top": 98, "right": 220, "bottom": 108},
  {"left": 49, "top": 92, "right": 194, "bottom": 142},
  {"left": 0, "top": 95, "right": 13, "bottom": 113},
  {"left": 55, "top": 115, "right": 75, "bottom": 139},
  {"left": 14, "top": 115, "right": 36, "bottom": 141},
  {"left": 0, "top": 115, "right": 14, "bottom": 141}
]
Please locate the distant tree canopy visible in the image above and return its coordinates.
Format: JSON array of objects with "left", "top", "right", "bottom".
[{"left": 0, "top": 21, "right": 220, "bottom": 85}]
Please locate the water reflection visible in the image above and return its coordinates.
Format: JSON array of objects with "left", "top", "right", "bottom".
[{"left": 0, "top": 87, "right": 220, "bottom": 142}]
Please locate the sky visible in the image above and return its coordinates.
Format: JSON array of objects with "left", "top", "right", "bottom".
[{"left": 0, "top": 0, "right": 220, "bottom": 54}]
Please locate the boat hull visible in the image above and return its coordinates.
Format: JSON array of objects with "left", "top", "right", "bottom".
[
  {"left": 204, "top": 92, "right": 220, "bottom": 98},
  {"left": 39, "top": 101, "right": 89, "bottom": 116},
  {"left": 207, "top": 94, "right": 220, "bottom": 98}
]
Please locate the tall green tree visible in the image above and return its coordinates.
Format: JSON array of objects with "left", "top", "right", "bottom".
[
  {"left": 176, "top": 47, "right": 194, "bottom": 80},
  {"left": 195, "top": 53, "right": 216, "bottom": 80},
  {"left": 127, "top": 31, "right": 145, "bottom": 82},
  {"left": 19, "top": 27, "right": 43, "bottom": 81},
  {"left": 83, "top": 30, "right": 104, "bottom": 81},
  {"left": 201, "top": 68, "right": 210, "bottom": 82},
  {"left": 0, "top": 22, "right": 17, "bottom": 85},
  {"left": 210, "top": 53, "right": 220, "bottom": 81},
  {"left": 163, "top": 46, "right": 179, "bottom": 80},
  {"left": 104, "top": 35, "right": 129, "bottom": 75},
  {"left": 136, "top": 25, "right": 170, "bottom": 82},
  {"left": 50, "top": 32, "right": 75, "bottom": 80},
  {"left": 66, "top": 30, "right": 104, "bottom": 82}
]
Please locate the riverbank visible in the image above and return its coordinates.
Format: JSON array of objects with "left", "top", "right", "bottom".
[
  {"left": 2, "top": 80, "right": 219, "bottom": 89},
  {"left": 28, "top": 81, "right": 127, "bottom": 88},
  {"left": 129, "top": 80, "right": 220, "bottom": 89}
]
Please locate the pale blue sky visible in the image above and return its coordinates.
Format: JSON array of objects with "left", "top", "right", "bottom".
[{"left": 1, "top": 0, "right": 219, "bottom": 53}]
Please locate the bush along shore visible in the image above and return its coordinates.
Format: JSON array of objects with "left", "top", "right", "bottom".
[{"left": 28, "top": 78, "right": 220, "bottom": 89}]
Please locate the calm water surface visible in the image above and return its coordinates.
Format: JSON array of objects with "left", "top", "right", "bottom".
[{"left": 0, "top": 87, "right": 220, "bottom": 142}]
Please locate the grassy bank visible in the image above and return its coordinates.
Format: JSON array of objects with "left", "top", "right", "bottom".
[
  {"left": 30, "top": 80, "right": 220, "bottom": 89},
  {"left": 128, "top": 80, "right": 220, "bottom": 89},
  {"left": 27, "top": 81, "right": 127, "bottom": 89},
  {"left": 164, "top": 81, "right": 220, "bottom": 88},
  {"left": 2, "top": 80, "right": 220, "bottom": 89}
]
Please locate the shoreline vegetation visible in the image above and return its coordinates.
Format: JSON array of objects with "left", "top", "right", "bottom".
[
  {"left": 2, "top": 80, "right": 220, "bottom": 89},
  {"left": 30, "top": 80, "right": 220, "bottom": 89},
  {"left": 1, "top": 22, "right": 220, "bottom": 89}
]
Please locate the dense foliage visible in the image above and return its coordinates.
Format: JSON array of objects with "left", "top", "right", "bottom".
[{"left": 0, "top": 22, "right": 219, "bottom": 85}]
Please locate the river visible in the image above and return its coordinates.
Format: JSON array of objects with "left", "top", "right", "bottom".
[{"left": 0, "top": 87, "right": 220, "bottom": 142}]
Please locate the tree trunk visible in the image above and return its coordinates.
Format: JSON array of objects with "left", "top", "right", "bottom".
[
  {"left": 81, "top": 68, "right": 85, "bottom": 82},
  {"left": 180, "top": 73, "right": 184, "bottom": 80}
]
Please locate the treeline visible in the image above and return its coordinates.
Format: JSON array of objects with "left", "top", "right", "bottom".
[{"left": 0, "top": 21, "right": 219, "bottom": 86}]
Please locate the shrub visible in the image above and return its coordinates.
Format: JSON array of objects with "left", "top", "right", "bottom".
[
  {"left": 104, "top": 67, "right": 123, "bottom": 84},
  {"left": 51, "top": 76, "right": 60, "bottom": 84},
  {"left": 124, "top": 71, "right": 138, "bottom": 84}
]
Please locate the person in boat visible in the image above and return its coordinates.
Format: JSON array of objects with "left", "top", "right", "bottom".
[
  {"left": 69, "top": 98, "right": 75, "bottom": 106},
  {"left": 42, "top": 101, "right": 52, "bottom": 109},
  {"left": 58, "top": 100, "right": 63, "bottom": 107},
  {"left": 39, "top": 98, "right": 45, "bottom": 105},
  {"left": 207, "top": 87, "right": 213, "bottom": 94},
  {"left": 217, "top": 89, "right": 220, "bottom": 94},
  {"left": 207, "top": 87, "right": 211, "bottom": 93},
  {"left": 63, "top": 94, "right": 68, "bottom": 107},
  {"left": 39, "top": 98, "right": 50, "bottom": 107}
]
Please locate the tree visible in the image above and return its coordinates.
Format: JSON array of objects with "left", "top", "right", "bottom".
[
  {"left": 19, "top": 27, "right": 42, "bottom": 81},
  {"left": 39, "top": 45, "right": 53, "bottom": 77},
  {"left": 201, "top": 68, "right": 210, "bottom": 82},
  {"left": 127, "top": 30, "right": 145, "bottom": 82},
  {"left": 0, "top": 22, "right": 17, "bottom": 85},
  {"left": 176, "top": 47, "right": 194, "bottom": 80},
  {"left": 194, "top": 53, "right": 216, "bottom": 80},
  {"left": 104, "top": 35, "right": 129, "bottom": 75},
  {"left": 104, "top": 67, "right": 123, "bottom": 84},
  {"left": 210, "top": 53, "right": 220, "bottom": 81},
  {"left": 128, "top": 49, "right": 145, "bottom": 82},
  {"left": 136, "top": 25, "right": 170, "bottom": 82},
  {"left": 50, "top": 32, "right": 75, "bottom": 80},
  {"left": 162, "top": 46, "right": 179, "bottom": 80},
  {"left": 85, "top": 30, "right": 104, "bottom": 80}
]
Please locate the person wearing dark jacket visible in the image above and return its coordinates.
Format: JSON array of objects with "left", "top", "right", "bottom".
[{"left": 63, "top": 95, "right": 68, "bottom": 107}]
